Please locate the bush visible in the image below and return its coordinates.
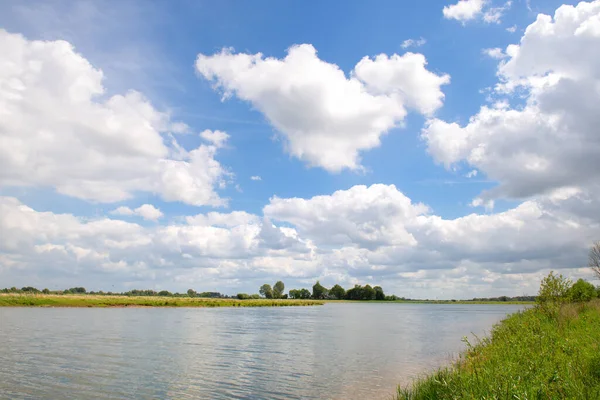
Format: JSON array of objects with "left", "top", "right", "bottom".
[
  {"left": 536, "top": 271, "right": 572, "bottom": 316},
  {"left": 568, "top": 279, "right": 597, "bottom": 302}
]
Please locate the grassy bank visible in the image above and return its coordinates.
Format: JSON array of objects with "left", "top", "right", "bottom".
[
  {"left": 398, "top": 299, "right": 600, "bottom": 399},
  {"left": 0, "top": 293, "right": 324, "bottom": 308}
]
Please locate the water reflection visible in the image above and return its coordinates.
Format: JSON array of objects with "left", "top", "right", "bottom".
[{"left": 0, "top": 303, "right": 524, "bottom": 399}]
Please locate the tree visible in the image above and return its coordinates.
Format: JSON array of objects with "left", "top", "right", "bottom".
[
  {"left": 237, "top": 293, "right": 250, "bottom": 300},
  {"left": 299, "top": 288, "right": 311, "bottom": 299},
  {"left": 273, "top": 281, "right": 285, "bottom": 299},
  {"left": 158, "top": 290, "right": 172, "bottom": 296},
  {"left": 259, "top": 284, "right": 273, "bottom": 299},
  {"left": 374, "top": 286, "right": 385, "bottom": 301},
  {"left": 590, "top": 241, "right": 600, "bottom": 280},
  {"left": 187, "top": 289, "right": 196, "bottom": 298},
  {"left": 536, "top": 271, "right": 572, "bottom": 316},
  {"left": 362, "top": 284, "right": 375, "bottom": 300},
  {"left": 329, "top": 284, "right": 346, "bottom": 300},
  {"left": 312, "top": 281, "right": 328, "bottom": 299},
  {"left": 568, "top": 279, "right": 597, "bottom": 302},
  {"left": 346, "top": 285, "right": 363, "bottom": 300},
  {"left": 42, "top": 288, "right": 50, "bottom": 294}
]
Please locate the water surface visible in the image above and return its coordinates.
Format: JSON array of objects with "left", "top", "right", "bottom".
[{"left": 0, "top": 303, "right": 524, "bottom": 399}]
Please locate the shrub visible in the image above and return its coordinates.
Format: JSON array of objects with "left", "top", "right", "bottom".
[
  {"left": 536, "top": 271, "right": 572, "bottom": 316},
  {"left": 568, "top": 279, "right": 597, "bottom": 302}
]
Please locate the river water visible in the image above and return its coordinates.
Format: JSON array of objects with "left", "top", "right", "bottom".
[{"left": 0, "top": 303, "right": 524, "bottom": 399}]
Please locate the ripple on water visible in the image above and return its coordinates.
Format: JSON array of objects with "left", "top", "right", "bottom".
[{"left": 0, "top": 304, "right": 525, "bottom": 399}]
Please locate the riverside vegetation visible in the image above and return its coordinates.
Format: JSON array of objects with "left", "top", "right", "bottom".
[
  {"left": 397, "top": 271, "right": 600, "bottom": 398},
  {"left": 0, "top": 294, "right": 324, "bottom": 307}
]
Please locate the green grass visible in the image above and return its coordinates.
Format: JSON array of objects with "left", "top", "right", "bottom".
[
  {"left": 0, "top": 294, "right": 324, "bottom": 308},
  {"left": 398, "top": 299, "right": 600, "bottom": 399}
]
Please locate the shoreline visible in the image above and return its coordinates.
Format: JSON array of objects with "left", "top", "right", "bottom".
[
  {"left": 397, "top": 299, "right": 600, "bottom": 399},
  {"left": 0, "top": 294, "right": 324, "bottom": 308}
]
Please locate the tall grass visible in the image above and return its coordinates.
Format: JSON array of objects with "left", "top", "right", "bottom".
[
  {"left": 0, "top": 293, "right": 324, "bottom": 308},
  {"left": 397, "top": 299, "right": 600, "bottom": 399}
]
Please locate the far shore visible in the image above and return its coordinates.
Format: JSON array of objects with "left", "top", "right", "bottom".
[
  {"left": 0, "top": 293, "right": 533, "bottom": 308},
  {"left": 0, "top": 293, "right": 324, "bottom": 308}
]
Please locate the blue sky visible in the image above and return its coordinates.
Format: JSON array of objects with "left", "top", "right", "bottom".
[{"left": 0, "top": 0, "right": 599, "bottom": 298}]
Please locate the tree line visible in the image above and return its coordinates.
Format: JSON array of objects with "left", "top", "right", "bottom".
[
  {"left": 239, "top": 281, "right": 392, "bottom": 301},
  {"left": 0, "top": 286, "right": 227, "bottom": 298}
]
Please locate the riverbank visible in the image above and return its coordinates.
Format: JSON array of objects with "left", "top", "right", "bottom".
[
  {"left": 397, "top": 299, "right": 600, "bottom": 399},
  {"left": 0, "top": 294, "right": 324, "bottom": 307}
]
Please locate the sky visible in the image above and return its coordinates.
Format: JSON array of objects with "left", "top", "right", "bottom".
[{"left": 0, "top": 0, "right": 599, "bottom": 299}]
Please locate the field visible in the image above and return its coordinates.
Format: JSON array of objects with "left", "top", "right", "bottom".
[
  {"left": 0, "top": 293, "right": 324, "bottom": 308},
  {"left": 397, "top": 299, "right": 600, "bottom": 399}
]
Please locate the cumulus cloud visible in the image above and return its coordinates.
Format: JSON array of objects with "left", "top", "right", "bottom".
[
  {"left": 443, "top": 0, "right": 485, "bottom": 22},
  {"left": 200, "top": 129, "right": 229, "bottom": 148},
  {"left": 0, "top": 29, "right": 229, "bottom": 206},
  {"left": 443, "top": 0, "right": 511, "bottom": 24},
  {"left": 482, "top": 47, "right": 507, "bottom": 59},
  {"left": 111, "top": 204, "right": 164, "bottom": 221},
  {"left": 250, "top": 176, "right": 262, "bottom": 181},
  {"left": 401, "top": 37, "right": 427, "bottom": 49},
  {"left": 2, "top": 182, "right": 597, "bottom": 297},
  {"left": 424, "top": 1, "right": 600, "bottom": 208},
  {"left": 196, "top": 44, "right": 449, "bottom": 172}
]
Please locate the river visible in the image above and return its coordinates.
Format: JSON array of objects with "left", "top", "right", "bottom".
[{"left": 0, "top": 303, "right": 524, "bottom": 399}]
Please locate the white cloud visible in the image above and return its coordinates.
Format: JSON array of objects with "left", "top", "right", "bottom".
[
  {"left": 483, "top": 1, "right": 512, "bottom": 24},
  {"left": 200, "top": 129, "right": 229, "bottom": 148},
  {"left": 111, "top": 204, "right": 164, "bottom": 221},
  {"left": 196, "top": 44, "right": 449, "bottom": 172},
  {"left": 465, "top": 170, "right": 478, "bottom": 178},
  {"left": 506, "top": 25, "right": 517, "bottom": 33},
  {"left": 0, "top": 29, "right": 229, "bottom": 206},
  {"left": 424, "top": 1, "right": 600, "bottom": 207},
  {"left": 401, "top": 37, "right": 427, "bottom": 49},
  {"left": 482, "top": 47, "right": 507, "bottom": 59},
  {"left": 1, "top": 181, "right": 598, "bottom": 296},
  {"left": 443, "top": 0, "right": 485, "bottom": 22},
  {"left": 265, "top": 184, "right": 429, "bottom": 249},
  {"left": 443, "top": 0, "right": 512, "bottom": 24},
  {"left": 250, "top": 176, "right": 262, "bottom": 181}
]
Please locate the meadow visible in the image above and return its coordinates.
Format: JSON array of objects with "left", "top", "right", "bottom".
[
  {"left": 0, "top": 293, "right": 324, "bottom": 307},
  {"left": 397, "top": 298, "right": 600, "bottom": 399}
]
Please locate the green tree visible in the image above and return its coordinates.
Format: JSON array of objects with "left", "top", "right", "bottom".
[
  {"left": 187, "top": 289, "right": 197, "bottom": 297},
  {"left": 273, "top": 281, "right": 285, "bottom": 299},
  {"left": 259, "top": 284, "right": 273, "bottom": 299},
  {"left": 536, "top": 271, "right": 572, "bottom": 316},
  {"left": 289, "top": 289, "right": 299, "bottom": 299},
  {"left": 346, "top": 285, "right": 363, "bottom": 300},
  {"left": 374, "top": 286, "right": 385, "bottom": 301},
  {"left": 158, "top": 290, "right": 172, "bottom": 296},
  {"left": 237, "top": 293, "right": 250, "bottom": 300},
  {"left": 312, "top": 281, "right": 328, "bottom": 299},
  {"left": 329, "top": 284, "right": 346, "bottom": 300},
  {"left": 299, "top": 288, "right": 311, "bottom": 299},
  {"left": 42, "top": 288, "right": 50, "bottom": 294},
  {"left": 362, "top": 284, "right": 375, "bottom": 300},
  {"left": 568, "top": 279, "right": 597, "bottom": 302}
]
